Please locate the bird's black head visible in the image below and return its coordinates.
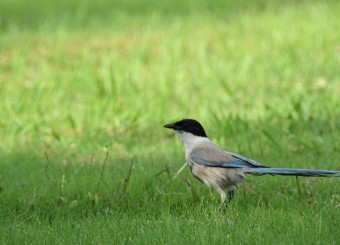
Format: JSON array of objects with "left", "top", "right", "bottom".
[{"left": 164, "top": 119, "right": 207, "bottom": 137}]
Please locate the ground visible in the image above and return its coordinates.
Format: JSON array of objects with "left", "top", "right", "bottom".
[{"left": 0, "top": 0, "right": 339, "bottom": 243}]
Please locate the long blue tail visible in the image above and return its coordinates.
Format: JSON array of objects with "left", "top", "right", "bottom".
[{"left": 244, "top": 168, "right": 340, "bottom": 177}]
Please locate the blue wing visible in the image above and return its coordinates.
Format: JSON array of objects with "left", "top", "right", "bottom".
[{"left": 227, "top": 151, "right": 266, "bottom": 168}]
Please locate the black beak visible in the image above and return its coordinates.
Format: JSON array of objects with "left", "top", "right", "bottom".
[{"left": 164, "top": 123, "right": 176, "bottom": 129}]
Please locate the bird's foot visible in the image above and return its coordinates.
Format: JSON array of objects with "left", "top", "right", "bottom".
[{"left": 218, "top": 202, "right": 228, "bottom": 212}]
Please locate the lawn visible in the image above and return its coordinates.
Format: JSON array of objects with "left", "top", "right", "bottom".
[{"left": 0, "top": 0, "right": 339, "bottom": 244}]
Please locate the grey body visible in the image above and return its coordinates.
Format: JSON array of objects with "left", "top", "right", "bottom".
[{"left": 178, "top": 131, "right": 252, "bottom": 202}]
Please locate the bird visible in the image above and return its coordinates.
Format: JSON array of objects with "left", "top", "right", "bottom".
[{"left": 164, "top": 118, "right": 340, "bottom": 206}]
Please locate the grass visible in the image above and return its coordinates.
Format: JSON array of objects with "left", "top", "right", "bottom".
[{"left": 0, "top": 0, "right": 340, "bottom": 243}]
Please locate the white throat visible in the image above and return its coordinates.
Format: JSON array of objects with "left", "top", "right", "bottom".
[{"left": 175, "top": 131, "right": 209, "bottom": 161}]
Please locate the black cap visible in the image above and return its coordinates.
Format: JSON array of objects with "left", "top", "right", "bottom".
[{"left": 164, "top": 119, "right": 207, "bottom": 137}]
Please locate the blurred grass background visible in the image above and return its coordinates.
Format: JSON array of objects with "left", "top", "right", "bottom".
[{"left": 0, "top": 0, "right": 339, "bottom": 244}]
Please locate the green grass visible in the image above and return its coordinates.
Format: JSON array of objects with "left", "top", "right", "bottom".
[{"left": 1, "top": 0, "right": 340, "bottom": 243}]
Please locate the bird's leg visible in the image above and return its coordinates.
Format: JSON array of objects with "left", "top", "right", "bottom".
[
  {"left": 228, "top": 190, "right": 235, "bottom": 203},
  {"left": 208, "top": 188, "right": 214, "bottom": 201},
  {"left": 217, "top": 189, "right": 228, "bottom": 212},
  {"left": 218, "top": 190, "right": 235, "bottom": 212}
]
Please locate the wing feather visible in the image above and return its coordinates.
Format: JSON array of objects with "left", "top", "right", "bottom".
[{"left": 190, "top": 145, "right": 267, "bottom": 169}]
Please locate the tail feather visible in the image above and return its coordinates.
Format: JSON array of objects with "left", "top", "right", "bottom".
[{"left": 244, "top": 168, "right": 340, "bottom": 177}]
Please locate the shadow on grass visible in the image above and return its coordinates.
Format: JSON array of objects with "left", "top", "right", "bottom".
[
  {"left": 0, "top": 149, "right": 197, "bottom": 222},
  {"left": 1, "top": 108, "right": 339, "bottom": 224}
]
